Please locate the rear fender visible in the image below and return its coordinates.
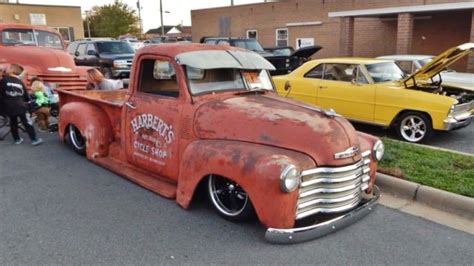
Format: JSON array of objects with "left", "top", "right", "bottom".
[
  {"left": 176, "top": 140, "right": 315, "bottom": 229},
  {"left": 59, "top": 102, "right": 113, "bottom": 159}
]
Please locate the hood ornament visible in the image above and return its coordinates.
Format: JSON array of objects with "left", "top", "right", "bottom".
[
  {"left": 334, "top": 146, "right": 360, "bottom": 160},
  {"left": 323, "top": 108, "right": 338, "bottom": 118}
]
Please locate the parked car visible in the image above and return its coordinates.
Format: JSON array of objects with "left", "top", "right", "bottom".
[
  {"left": 143, "top": 38, "right": 163, "bottom": 46},
  {"left": 377, "top": 54, "right": 474, "bottom": 88},
  {"left": 274, "top": 43, "right": 474, "bottom": 143},
  {"left": 122, "top": 38, "right": 144, "bottom": 50},
  {"left": 68, "top": 40, "right": 135, "bottom": 79},
  {"left": 0, "top": 23, "right": 88, "bottom": 90},
  {"left": 57, "top": 44, "right": 383, "bottom": 244},
  {"left": 200, "top": 36, "right": 319, "bottom": 75}
]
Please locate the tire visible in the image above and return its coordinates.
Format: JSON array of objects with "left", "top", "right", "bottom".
[
  {"left": 396, "top": 112, "right": 433, "bottom": 143},
  {"left": 100, "top": 66, "right": 113, "bottom": 79},
  {"left": 208, "top": 175, "right": 254, "bottom": 222},
  {"left": 67, "top": 124, "right": 86, "bottom": 155}
]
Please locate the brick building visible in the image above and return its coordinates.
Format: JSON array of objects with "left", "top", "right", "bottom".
[
  {"left": 0, "top": 2, "right": 84, "bottom": 42},
  {"left": 191, "top": 0, "right": 474, "bottom": 71}
]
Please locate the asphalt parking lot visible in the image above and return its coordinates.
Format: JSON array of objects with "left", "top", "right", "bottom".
[
  {"left": 1, "top": 133, "right": 473, "bottom": 264},
  {"left": 352, "top": 122, "right": 474, "bottom": 154}
]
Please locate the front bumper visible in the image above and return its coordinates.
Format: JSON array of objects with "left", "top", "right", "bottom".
[
  {"left": 265, "top": 185, "right": 379, "bottom": 244},
  {"left": 443, "top": 114, "right": 472, "bottom": 130}
]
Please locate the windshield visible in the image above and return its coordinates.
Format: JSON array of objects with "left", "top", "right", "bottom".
[
  {"left": 186, "top": 67, "right": 273, "bottom": 95},
  {"left": 271, "top": 48, "right": 293, "bottom": 56},
  {"left": 1, "top": 29, "right": 63, "bottom": 49},
  {"left": 366, "top": 62, "right": 406, "bottom": 83},
  {"left": 418, "top": 58, "right": 433, "bottom": 67},
  {"left": 97, "top": 42, "right": 134, "bottom": 54},
  {"left": 232, "top": 40, "right": 264, "bottom": 52}
]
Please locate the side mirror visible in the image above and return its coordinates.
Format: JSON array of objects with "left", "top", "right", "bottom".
[
  {"left": 87, "top": 50, "right": 98, "bottom": 56},
  {"left": 74, "top": 51, "right": 80, "bottom": 57},
  {"left": 284, "top": 81, "right": 292, "bottom": 91}
]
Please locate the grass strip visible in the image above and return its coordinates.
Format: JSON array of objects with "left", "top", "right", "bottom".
[{"left": 378, "top": 138, "right": 474, "bottom": 198}]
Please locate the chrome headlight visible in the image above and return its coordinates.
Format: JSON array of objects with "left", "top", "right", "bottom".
[
  {"left": 372, "top": 140, "right": 384, "bottom": 162},
  {"left": 113, "top": 60, "right": 128, "bottom": 68},
  {"left": 280, "top": 165, "right": 301, "bottom": 193}
]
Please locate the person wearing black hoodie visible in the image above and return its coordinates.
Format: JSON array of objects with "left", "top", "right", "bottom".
[{"left": 0, "top": 64, "right": 43, "bottom": 145}]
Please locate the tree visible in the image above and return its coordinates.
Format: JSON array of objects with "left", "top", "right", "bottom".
[{"left": 84, "top": 0, "right": 140, "bottom": 38}]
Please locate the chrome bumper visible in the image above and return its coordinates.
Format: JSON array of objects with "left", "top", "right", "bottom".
[
  {"left": 443, "top": 115, "right": 472, "bottom": 130},
  {"left": 265, "top": 186, "right": 380, "bottom": 244}
]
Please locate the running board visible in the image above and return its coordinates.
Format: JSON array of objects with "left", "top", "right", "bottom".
[{"left": 94, "top": 157, "right": 177, "bottom": 199}]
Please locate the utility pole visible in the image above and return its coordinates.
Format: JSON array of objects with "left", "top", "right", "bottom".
[
  {"left": 160, "top": 0, "right": 165, "bottom": 38},
  {"left": 84, "top": 10, "right": 91, "bottom": 38},
  {"left": 137, "top": 0, "right": 143, "bottom": 37},
  {"left": 231, "top": 0, "right": 234, "bottom": 5}
]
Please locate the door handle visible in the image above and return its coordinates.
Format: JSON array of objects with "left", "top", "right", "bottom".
[
  {"left": 125, "top": 101, "right": 136, "bottom": 109},
  {"left": 319, "top": 86, "right": 328, "bottom": 89}
]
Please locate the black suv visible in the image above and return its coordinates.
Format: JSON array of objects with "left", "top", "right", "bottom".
[
  {"left": 67, "top": 40, "right": 135, "bottom": 79},
  {"left": 200, "top": 37, "right": 320, "bottom": 75}
]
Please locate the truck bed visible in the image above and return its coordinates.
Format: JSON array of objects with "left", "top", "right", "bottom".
[{"left": 57, "top": 89, "right": 128, "bottom": 107}]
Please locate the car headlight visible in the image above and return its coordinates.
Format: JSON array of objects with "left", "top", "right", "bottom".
[
  {"left": 113, "top": 60, "right": 128, "bottom": 68},
  {"left": 372, "top": 140, "right": 384, "bottom": 162},
  {"left": 280, "top": 165, "right": 301, "bottom": 193}
]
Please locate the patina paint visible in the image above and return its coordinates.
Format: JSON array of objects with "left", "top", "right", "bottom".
[{"left": 57, "top": 43, "right": 381, "bottom": 231}]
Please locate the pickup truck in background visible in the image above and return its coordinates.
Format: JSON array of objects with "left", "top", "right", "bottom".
[
  {"left": 0, "top": 23, "right": 88, "bottom": 89},
  {"left": 200, "top": 36, "right": 319, "bottom": 75},
  {"left": 57, "top": 44, "right": 383, "bottom": 244}
]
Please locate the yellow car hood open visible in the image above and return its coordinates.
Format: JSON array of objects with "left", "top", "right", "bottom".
[{"left": 403, "top": 43, "right": 474, "bottom": 87}]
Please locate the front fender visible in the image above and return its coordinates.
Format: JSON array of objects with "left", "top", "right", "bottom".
[
  {"left": 176, "top": 140, "right": 315, "bottom": 229},
  {"left": 59, "top": 102, "right": 113, "bottom": 159}
]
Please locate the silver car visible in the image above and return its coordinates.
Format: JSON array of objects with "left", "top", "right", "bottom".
[{"left": 377, "top": 54, "right": 474, "bottom": 88}]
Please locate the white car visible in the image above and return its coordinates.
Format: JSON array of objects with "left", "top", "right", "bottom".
[
  {"left": 377, "top": 54, "right": 474, "bottom": 88},
  {"left": 122, "top": 38, "right": 144, "bottom": 51}
]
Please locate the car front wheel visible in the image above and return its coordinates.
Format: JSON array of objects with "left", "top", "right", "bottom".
[
  {"left": 208, "top": 175, "right": 254, "bottom": 222},
  {"left": 396, "top": 112, "right": 433, "bottom": 143}
]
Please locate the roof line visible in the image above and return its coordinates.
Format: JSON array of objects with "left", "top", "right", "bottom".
[{"left": 328, "top": 2, "right": 474, "bottom": 18}]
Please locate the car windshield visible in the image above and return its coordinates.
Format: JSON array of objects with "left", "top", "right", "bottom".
[
  {"left": 1, "top": 29, "right": 63, "bottom": 49},
  {"left": 232, "top": 40, "right": 264, "bottom": 52},
  {"left": 270, "top": 48, "right": 293, "bottom": 56},
  {"left": 366, "top": 62, "right": 406, "bottom": 83},
  {"left": 418, "top": 58, "right": 433, "bottom": 67},
  {"left": 97, "top": 42, "right": 134, "bottom": 54},
  {"left": 186, "top": 67, "right": 273, "bottom": 95}
]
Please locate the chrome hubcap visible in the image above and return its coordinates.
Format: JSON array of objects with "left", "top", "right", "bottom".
[
  {"left": 400, "top": 116, "right": 426, "bottom": 142},
  {"left": 69, "top": 125, "right": 85, "bottom": 150}
]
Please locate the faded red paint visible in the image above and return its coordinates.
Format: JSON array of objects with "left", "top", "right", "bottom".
[
  {"left": 0, "top": 23, "right": 88, "bottom": 90},
  {"left": 58, "top": 44, "right": 380, "bottom": 230}
]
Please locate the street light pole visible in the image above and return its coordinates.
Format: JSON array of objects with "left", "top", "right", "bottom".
[
  {"left": 85, "top": 10, "right": 91, "bottom": 38},
  {"left": 137, "top": 0, "right": 143, "bottom": 37},
  {"left": 160, "top": 0, "right": 165, "bottom": 37}
]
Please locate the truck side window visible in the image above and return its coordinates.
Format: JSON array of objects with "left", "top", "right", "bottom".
[{"left": 138, "top": 59, "right": 179, "bottom": 98}]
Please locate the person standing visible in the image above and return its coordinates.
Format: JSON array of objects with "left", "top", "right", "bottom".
[{"left": 0, "top": 64, "right": 43, "bottom": 145}]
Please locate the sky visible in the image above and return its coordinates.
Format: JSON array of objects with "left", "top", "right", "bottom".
[{"left": 18, "top": 0, "right": 266, "bottom": 32}]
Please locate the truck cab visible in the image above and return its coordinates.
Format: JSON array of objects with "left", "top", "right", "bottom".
[
  {"left": 57, "top": 44, "right": 383, "bottom": 244},
  {"left": 0, "top": 23, "right": 88, "bottom": 89}
]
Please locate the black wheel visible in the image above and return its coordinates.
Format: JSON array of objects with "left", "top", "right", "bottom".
[
  {"left": 396, "top": 112, "right": 433, "bottom": 143},
  {"left": 67, "top": 124, "right": 86, "bottom": 155},
  {"left": 208, "top": 175, "right": 254, "bottom": 222},
  {"left": 100, "top": 66, "right": 113, "bottom": 79}
]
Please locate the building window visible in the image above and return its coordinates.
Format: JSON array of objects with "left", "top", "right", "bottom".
[
  {"left": 276, "top": 28, "right": 288, "bottom": 47},
  {"left": 54, "top": 27, "right": 71, "bottom": 42},
  {"left": 246, "top": 30, "right": 257, "bottom": 39}
]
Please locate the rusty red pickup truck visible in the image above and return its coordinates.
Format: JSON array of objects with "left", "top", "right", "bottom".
[
  {"left": 57, "top": 44, "right": 384, "bottom": 243},
  {"left": 0, "top": 23, "right": 88, "bottom": 89}
]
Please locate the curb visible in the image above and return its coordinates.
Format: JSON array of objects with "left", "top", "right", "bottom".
[
  {"left": 376, "top": 173, "right": 474, "bottom": 220},
  {"left": 384, "top": 139, "right": 473, "bottom": 157}
]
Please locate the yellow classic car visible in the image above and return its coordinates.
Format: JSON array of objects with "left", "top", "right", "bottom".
[{"left": 274, "top": 43, "right": 474, "bottom": 143}]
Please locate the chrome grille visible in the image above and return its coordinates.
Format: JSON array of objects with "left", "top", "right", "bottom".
[
  {"left": 296, "top": 151, "right": 371, "bottom": 220},
  {"left": 33, "top": 74, "right": 88, "bottom": 90}
]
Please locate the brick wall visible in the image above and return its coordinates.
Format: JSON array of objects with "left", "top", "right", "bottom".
[
  {"left": 192, "top": 0, "right": 473, "bottom": 71},
  {"left": 0, "top": 3, "right": 84, "bottom": 40}
]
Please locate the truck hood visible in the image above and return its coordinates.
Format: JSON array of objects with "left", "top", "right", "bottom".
[
  {"left": 291, "top": 45, "right": 322, "bottom": 59},
  {"left": 0, "top": 46, "right": 77, "bottom": 74},
  {"left": 403, "top": 43, "right": 474, "bottom": 87},
  {"left": 194, "top": 93, "right": 363, "bottom": 167}
]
